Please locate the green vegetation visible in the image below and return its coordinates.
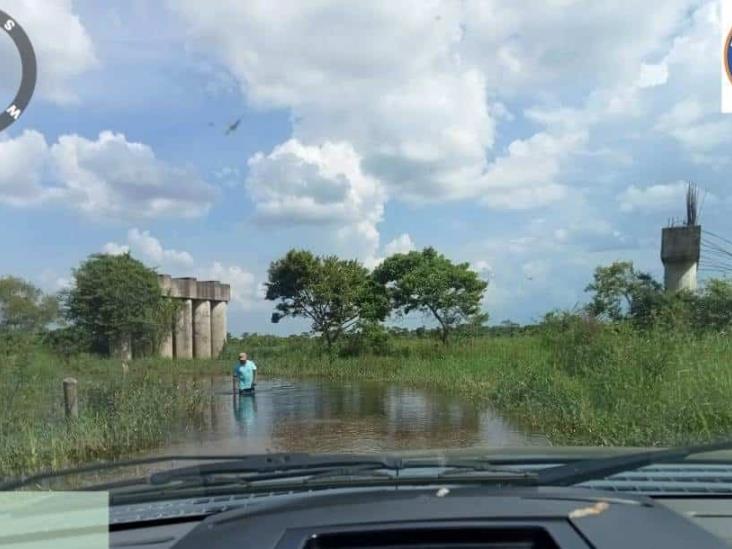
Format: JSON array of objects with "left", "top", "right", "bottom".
[
  {"left": 0, "top": 276, "right": 59, "bottom": 333},
  {"left": 0, "top": 346, "right": 223, "bottom": 478},
  {"left": 229, "top": 318, "right": 732, "bottom": 447},
  {"left": 266, "top": 249, "right": 390, "bottom": 351},
  {"left": 65, "top": 253, "right": 176, "bottom": 357},
  {"left": 373, "top": 247, "right": 488, "bottom": 343},
  {"left": 3, "top": 251, "right": 732, "bottom": 477},
  {"left": 266, "top": 247, "right": 487, "bottom": 348}
]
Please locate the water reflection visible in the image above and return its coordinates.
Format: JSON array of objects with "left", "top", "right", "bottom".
[
  {"left": 233, "top": 393, "right": 257, "bottom": 430},
  {"left": 156, "top": 378, "right": 547, "bottom": 456}
]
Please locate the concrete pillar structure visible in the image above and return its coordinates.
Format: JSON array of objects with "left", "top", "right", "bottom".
[
  {"left": 661, "top": 225, "right": 700, "bottom": 292},
  {"left": 158, "top": 274, "right": 230, "bottom": 359},
  {"left": 110, "top": 333, "right": 132, "bottom": 360},
  {"left": 174, "top": 299, "right": 194, "bottom": 359},
  {"left": 193, "top": 299, "right": 212, "bottom": 359},
  {"left": 160, "top": 328, "right": 174, "bottom": 358},
  {"left": 211, "top": 301, "right": 228, "bottom": 358}
]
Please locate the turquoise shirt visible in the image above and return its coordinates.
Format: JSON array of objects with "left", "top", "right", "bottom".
[{"left": 233, "top": 360, "right": 257, "bottom": 391}]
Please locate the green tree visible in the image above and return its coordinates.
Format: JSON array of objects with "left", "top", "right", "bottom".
[
  {"left": 373, "top": 247, "right": 488, "bottom": 343},
  {"left": 64, "top": 253, "right": 174, "bottom": 358},
  {"left": 0, "top": 276, "right": 58, "bottom": 334},
  {"left": 265, "top": 249, "right": 389, "bottom": 350},
  {"left": 585, "top": 261, "right": 662, "bottom": 322},
  {"left": 695, "top": 279, "right": 732, "bottom": 331}
]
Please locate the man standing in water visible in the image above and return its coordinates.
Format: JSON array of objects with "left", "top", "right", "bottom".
[{"left": 233, "top": 352, "right": 257, "bottom": 394}]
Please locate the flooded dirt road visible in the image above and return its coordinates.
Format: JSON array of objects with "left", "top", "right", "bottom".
[{"left": 155, "top": 378, "right": 548, "bottom": 455}]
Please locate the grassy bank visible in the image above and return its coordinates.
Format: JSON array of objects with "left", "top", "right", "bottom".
[
  {"left": 4, "top": 322, "right": 732, "bottom": 477},
  {"left": 0, "top": 352, "right": 229, "bottom": 478},
  {"left": 231, "top": 323, "right": 732, "bottom": 447}
]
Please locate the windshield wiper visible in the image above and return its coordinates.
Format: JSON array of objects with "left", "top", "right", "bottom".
[
  {"left": 0, "top": 454, "right": 313, "bottom": 491},
  {"left": 108, "top": 466, "right": 536, "bottom": 506},
  {"left": 147, "top": 453, "right": 402, "bottom": 484},
  {"left": 102, "top": 455, "right": 537, "bottom": 505},
  {"left": 1, "top": 452, "right": 536, "bottom": 494},
  {"left": 536, "top": 439, "right": 732, "bottom": 486}
]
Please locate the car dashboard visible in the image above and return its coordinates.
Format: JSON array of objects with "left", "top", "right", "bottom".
[{"left": 109, "top": 484, "right": 732, "bottom": 548}]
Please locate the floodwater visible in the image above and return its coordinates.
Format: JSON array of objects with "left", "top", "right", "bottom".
[{"left": 155, "top": 378, "right": 548, "bottom": 456}]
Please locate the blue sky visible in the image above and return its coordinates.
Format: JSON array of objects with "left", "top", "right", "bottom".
[{"left": 1, "top": 0, "right": 731, "bottom": 335}]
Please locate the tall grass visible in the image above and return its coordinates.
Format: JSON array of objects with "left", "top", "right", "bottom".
[
  {"left": 4, "top": 323, "right": 732, "bottom": 477},
  {"left": 230, "top": 324, "right": 732, "bottom": 447},
  {"left": 0, "top": 352, "right": 214, "bottom": 478}
]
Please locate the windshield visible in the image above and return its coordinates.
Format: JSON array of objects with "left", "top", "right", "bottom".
[{"left": 2, "top": 0, "right": 732, "bottom": 490}]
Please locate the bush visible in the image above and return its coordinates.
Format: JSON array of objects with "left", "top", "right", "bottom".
[
  {"left": 338, "top": 322, "right": 392, "bottom": 357},
  {"left": 43, "top": 325, "right": 95, "bottom": 361},
  {"left": 64, "top": 253, "right": 175, "bottom": 357}
]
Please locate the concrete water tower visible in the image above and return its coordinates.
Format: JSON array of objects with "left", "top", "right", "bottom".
[{"left": 660, "top": 183, "right": 701, "bottom": 292}]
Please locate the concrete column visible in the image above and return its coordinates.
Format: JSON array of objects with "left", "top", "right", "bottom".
[
  {"left": 211, "top": 301, "right": 228, "bottom": 358},
  {"left": 160, "top": 326, "right": 174, "bottom": 358},
  {"left": 110, "top": 333, "right": 132, "bottom": 360},
  {"left": 193, "top": 300, "right": 212, "bottom": 359},
  {"left": 174, "top": 299, "right": 193, "bottom": 359},
  {"left": 661, "top": 225, "right": 700, "bottom": 292}
]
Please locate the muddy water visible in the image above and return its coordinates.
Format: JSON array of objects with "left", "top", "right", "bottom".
[{"left": 155, "top": 378, "right": 548, "bottom": 456}]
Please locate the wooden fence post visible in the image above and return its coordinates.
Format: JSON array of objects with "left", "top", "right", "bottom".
[{"left": 63, "top": 377, "right": 79, "bottom": 419}]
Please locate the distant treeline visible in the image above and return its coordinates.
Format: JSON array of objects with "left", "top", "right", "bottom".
[{"left": 2, "top": 249, "right": 732, "bottom": 362}]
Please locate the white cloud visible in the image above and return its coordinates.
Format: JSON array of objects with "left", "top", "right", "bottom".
[
  {"left": 101, "top": 242, "right": 129, "bottom": 255},
  {"left": 383, "top": 233, "right": 416, "bottom": 257},
  {"left": 647, "top": 4, "right": 732, "bottom": 163},
  {"left": 126, "top": 229, "right": 194, "bottom": 268},
  {"left": 461, "top": 0, "right": 693, "bottom": 94},
  {"left": 247, "top": 139, "right": 386, "bottom": 260},
  {"left": 37, "top": 270, "right": 73, "bottom": 293},
  {"left": 2, "top": 0, "right": 97, "bottom": 103},
  {"left": 521, "top": 260, "right": 549, "bottom": 281},
  {"left": 654, "top": 96, "right": 731, "bottom": 158},
  {"left": 102, "top": 229, "right": 259, "bottom": 310},
  {"left": 637, "top": 62, "right": 669, "bottom": 88},
  {"left": 617, "top": 181, "right": 688, "bottom": 213},
  {"left": 655, "top": 98, "right": 705, "bottom": 130},
  {"left": 0, "top": 130, "right": 215, "bottom": 219},
  {"left": 171, "top": 1, "right": 495, "bottom": 204},
  {"left": 197, "top": 262, "right": 259, "bottom": 310},
  {"left": 478, "top": 130, "right": 586, "bottom": 209},
  {"left": 552, "top": 219, "right": 637, "bottom": 252},
  {"left": 168, "top": 0, "right": 705, "bottom": 265},
  {"left": 0, "top": 130, "right": 57, "bottom": 206},
  {"left": 471, "top": 260, "right": 493, "bottom": 283},
  {"left": 104, "top": 229, "right": 193, "bottom": 269}
]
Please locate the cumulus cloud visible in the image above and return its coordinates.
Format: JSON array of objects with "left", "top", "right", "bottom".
[
  {"left": 2, "top": 0, "right": 97, "bottom": 103},
  {"left": 0, "top": 130, "right": 58, "bottom": 206},
  {"left": 171, "top": 1, "right": 494, "bottom": 205},
  {"left": 655, "top": 98, "right": 731, "bottom": 158},
  {"left": 247, "top": 139, "right": 386, "bottom": 259},
  {"left": 478, "top": 130, "right": 586, "bottom": 209},
  {"left": 646, "top": 3, "right": 732, "bottom": 163},
  {"left": 101, "top": 241, "right": 129, "bottom": 256},
  {"left": 617, "top": 181, "right": 689, "bottom": 213},
  {"left": 383, "top": 233, "right": 416, "bottom": 257},
  {"left": 102, "top": 229, "right": 193, "bottom": 270},
  {"left": 553, "top": 219, "right": 638, "bottom": 252},
  {"left": 470, "top": 260, "right": 493, "bottom": 284},
  {"left": 127, "top": 229, "right": 193, "bottom": 268},
  {"left": 102, "top": 229, "right": 258, "bottom": 310},
  {"left": 636, "top": 63, "right": 669, "bottom": 88},
  {"left": 196, "top": 262, "right": 259, "bottom": 310},
  {"left": 169, "top": 0, "right": 702, "bottom": 233},
  {"left": 0, "top": 130, "right": 215, "bottom": 219}
]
